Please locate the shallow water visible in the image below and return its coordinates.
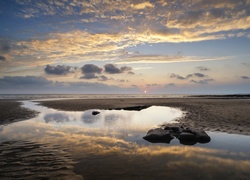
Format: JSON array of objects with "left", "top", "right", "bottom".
[{"left": 0, "top": 100, "right": 250, "bottom": 179}]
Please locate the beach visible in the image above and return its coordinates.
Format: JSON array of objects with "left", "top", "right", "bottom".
[
  {"left": 0, "top": 100, "right": 37, "bottom": 125},
  {"left": 37, "top": 97, "right": 250, "bottom": 135},
  {"left": 1, "top": 96, "right": 250, "bottom": 179},
  {"left": 1, "top": 97, "right": 250, "bottom": 135}
]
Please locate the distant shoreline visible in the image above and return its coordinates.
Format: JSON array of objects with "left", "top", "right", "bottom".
[
  {"left": 190, "top": 94, "right": 250, "bottom": 99},
  {"left": 1, "top": 93, "right": 250, "bottom": 100}
]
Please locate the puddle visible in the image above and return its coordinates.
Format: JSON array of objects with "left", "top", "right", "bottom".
[
  {"left": 0, "top": 100, "right": 250, "bottom": 179},
  {"left": 21, "top": 101, "right": 184, "bottom": 134}
]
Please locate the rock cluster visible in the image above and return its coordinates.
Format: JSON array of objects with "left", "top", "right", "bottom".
[{"left": 143, "top": 126, "right": 211, "bottom": 145}]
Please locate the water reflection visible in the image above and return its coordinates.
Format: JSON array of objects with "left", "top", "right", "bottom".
[
  {"left": 44, "top": 113, "right": 70, "bottom": 123},
  {"left": 81, "top": 110, "right": 99, "bottom": 124},
  {"left": 1, "top": 119, "right": 250, "bottom": 179},
  {"left": 22, "top": 101, "right": 183, "bottom": 133},
  {"left": 0, "top": 100, "right": 250, "bottom": 179}
]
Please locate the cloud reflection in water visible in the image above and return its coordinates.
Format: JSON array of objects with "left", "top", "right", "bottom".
[
  {"left": 0, "top": 101, "right": 249, "bottom": 179},
  {"left": 1, "top": 117, "right": 250, "bottom": 179},
  {"left": 44, "top": 113, "right": 70, "bottom": 123}
]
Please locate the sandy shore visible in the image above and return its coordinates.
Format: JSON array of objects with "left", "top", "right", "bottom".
[
  {"left": 37, "top": 98, "right": 250, "bottom": 135},
  {"left": 0, "top": 100, "right": 38, "bottom": 125},
  {"left": 1, "top": 97, "right": 250, "bottom": 135}
]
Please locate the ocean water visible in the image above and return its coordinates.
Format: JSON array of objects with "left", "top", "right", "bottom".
[
  {"left": 0, "top": 100, "right": 250, "bottom": 179},
  {"left": 0, "top": 94, "right": 187, "bottom": 100}
]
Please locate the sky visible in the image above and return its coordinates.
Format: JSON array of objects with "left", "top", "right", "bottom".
[{"left": 0, "top": 0, "right": 250, "bottom": 94}]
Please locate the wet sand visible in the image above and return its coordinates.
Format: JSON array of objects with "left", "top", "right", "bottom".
[
  {"left": 37, "top": 98, "right": 250, "bottom": 135},
  {"left": 0, "top": 140, "right": 81, "bottom": 180},
  {"left": 1, "top": 97, "right": 250, "bottom": 179},
  {"left": 0, "top": 100, "right": 38, "bottom": 125},
  {"left": 1, "top": 97, "right": 250, "bottom": 135}
]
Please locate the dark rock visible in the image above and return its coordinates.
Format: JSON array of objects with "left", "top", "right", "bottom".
[
  {"left": 183, "top": 128, "right": 197, "bottom": 135},
  {"left": 143, "top": 128, "right": 174, "bottom": 143},
  {"left": 178, "top": 132, "right": 198, "bottom": 145},
  {"left": 178, "top": 132, "right": 197, "bottom": 141},
  {"left": 112, "top": 106, "right": 150, "bottom": 111},
  {"left": 196, "top": 131, "right": 211, "bottom": 143},
  {"left": 92, "top": 111, "right": 100, "bottom": 115},
  {"left": 144, "top": 125, "right": 211, "bottom": 145},
  {"left": 164, "top": 126, "right": 183, "bottom": 133}
]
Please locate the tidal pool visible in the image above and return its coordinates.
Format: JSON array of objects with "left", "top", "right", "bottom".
[{"left": 0, "top": 100, "right": 250, "bottom": 179}]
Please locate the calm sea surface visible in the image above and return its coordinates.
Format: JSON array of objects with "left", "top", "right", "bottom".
[
  {"left": 0, "top": 94, "right": 187, "bottom": 100},
  {"left": 0, "top": 97, "right": 250, "bottom": 179}
]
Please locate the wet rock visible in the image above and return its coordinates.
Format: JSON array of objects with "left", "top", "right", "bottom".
[
  {"left": 179, "top": 132, "right": 197, "bottom": 141},
  {"left": 164, "top": 126, "right": 183, "bottom": 134},
  {"left": 111, "top": 106, "right": 150, "bottom": 111},
  {"left": 178, "top": 132, "right": 198, "bottom": 145},
  {"left": 143, "top": 128, "right": 174, "bottom": 143},
  {"left": 196, "top": 131, "right": 211, "bottom": 143},
  {"left": 144, "top": 126, "right": 211, "bottom": 145},
  {"left": 92, "top": 111, "right": 100, "bottom": 115}
]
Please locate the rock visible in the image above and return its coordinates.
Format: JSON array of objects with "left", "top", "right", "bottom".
[
  {"left": 143, "top": 126, "right": 211, "bottom": 145},
  {"left": 182, "top": 128, "right": 197, "bottom": 135},
  {"left": 164, "top": 126, "right": 183, "bottom": 133},
  {"left": 112, "top": 106, "right": 150, "bottom": 111},
  {"left": 92, "top": 111, "right": 100, "bottom": 115},
  {"left": 143, "top": 128, "right": 174, "bottom": 143},
  {"left": 178, "top": 132, "right": 198, "bottom": 145},
  {"left": 178, "top": 132, "right": 197, "bottom": 141},
  {"left": 196, "top": 131, "right": 211, "bottom": 143}
]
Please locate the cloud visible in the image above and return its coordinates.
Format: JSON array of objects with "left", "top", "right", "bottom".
[
  {"left": 131, "top": 2, "right": 154, "bottom": 9},
  {"left": 81, "top": 64, "right": 103, "bottom": 79},
  {"left": 170, "top": 72, "right": 213, "bottom": 84},
  {"left": 241, "top": 76, "right": 250, "bottom": 80},
  {"left": 44, "top": 65, "right": 73, "bottom": 75},
  {"left": 146, "top": 83, "right": 158, "bottom": 87},
  {"left": 78, "top": 63, "right": 134, "bottom": 81},
  {"left": 117, "top": 79, "right": 129, "bottom": 83},
  {"left": 0, "top": 76, "right": 51, "bottom": 86},
  {"left": 2, "top": 0, "right": 249, "bottom": 74},
  {"left": 170, "top": 73, "right": 186, "bottom": 80},
  {"left": 98, "top": 75, "right": 109, "bottom": 81},
  {"left": 0, "top": 76, "right": 140, "bottom": 94},
  {"left": 191, "top": 78, "right": 214, "bottom": 84},
  {"left": 170, "top": 73, "right": 206, "bottom": 80},
  {"left": 120, "top": 54, "right": 231, "bottom": 64},
  {"left": 165, "top": 1, "right": 250, "bottom": 40},
  {"left": 0, "top": 39, "right": 11, "bottom": 53},
  {"left": 14, "top": 0, "right": 250, "bottom": 43},
  {"left": 104, "top": 64, "right": 134, "bottom": 74},
  {"left": 0, "top": 55, "right": 6, "bottom": 61},
  {"left": 196, "top": 66, "right": 211, "bottom": 71},
  {"left": 188, "top": 73, "right": 206, "bottom": 78},
  {"left": 165, "top": 83, "right": 176, "bottom": 88}
]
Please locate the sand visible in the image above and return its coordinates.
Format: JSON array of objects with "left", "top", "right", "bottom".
[
  {"left": 37, "top": 97, "right": 250, "bottom": 135},
  {"left": 0, "top": 100, "right": 38, "bottom": 125},
  {"left": 1, "top": 97, "right": 250, "bottom": 135}
]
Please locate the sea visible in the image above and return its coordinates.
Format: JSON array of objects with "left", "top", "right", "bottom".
[{"left": 0, "top": 93, "right": 188, "bottom": 100}]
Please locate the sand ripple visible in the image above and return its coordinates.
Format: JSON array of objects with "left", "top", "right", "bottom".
[{"left": 0, "top": 140, "right": 82, "bottom": 180}]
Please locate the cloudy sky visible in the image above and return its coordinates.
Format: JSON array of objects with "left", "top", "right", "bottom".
[{"left": 0, "top": 0, "right": 250, "bottom": 94}]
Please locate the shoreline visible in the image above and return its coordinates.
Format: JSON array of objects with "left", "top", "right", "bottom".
[
  {"left": 1, "top": 97, "right": 250, "bottom": 135},
  {"left": 36, "top": 97, "right": 250, "bottom": 135},
  {"left": 0, "top": 100, "right": 38, "bottom": 125}
]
